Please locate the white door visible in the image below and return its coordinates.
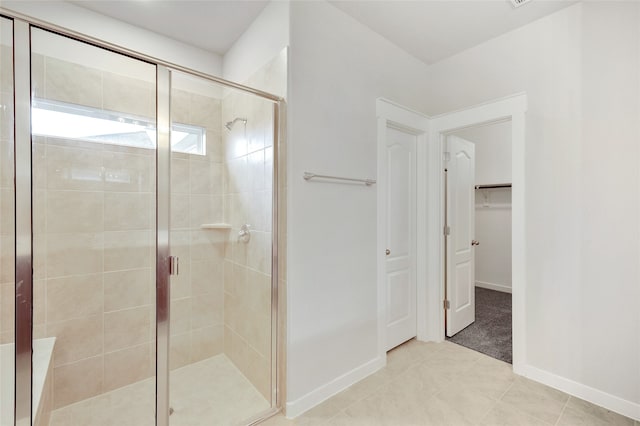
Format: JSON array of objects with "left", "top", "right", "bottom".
[
  {"left": 385, "top": 126, "right": 417, "bottom": 350},
  {"left": 446, "top": 136, "right": 476, "bottom": 337}
]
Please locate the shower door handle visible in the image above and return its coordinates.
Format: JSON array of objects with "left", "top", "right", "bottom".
[{"left": 169, "top": 256, "right": 179, "bottom": 276}]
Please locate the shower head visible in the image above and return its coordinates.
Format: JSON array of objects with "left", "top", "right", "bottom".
[{"left": 225, "top": 117, "right": 247, "bottom": 131}]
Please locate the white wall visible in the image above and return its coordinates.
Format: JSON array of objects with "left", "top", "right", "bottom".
[
  {"left": 454, "top": 121, "right": 512, "bottom": 186},
  {"left": 286, "top": 0, "right": 432, "bottom": 416},
  {"left": 453, "top": 123, "right": 512, "bottom": 293},
  {"left": 223, "top": 0, "right": 289, "bottom": 95},
  {"left": 424, "top": 1, "right": 640, "bottom": 416},
  {"left": 1, "top": 1, "right": 222, "bottom": 77}
]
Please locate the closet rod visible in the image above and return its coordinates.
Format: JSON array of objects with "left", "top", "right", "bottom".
[{"left": 475, "top": 183, "right": 512, "bottom": 189}]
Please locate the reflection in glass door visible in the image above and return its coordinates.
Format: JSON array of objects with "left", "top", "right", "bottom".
[
  {"left": 167, "top": 71, "right": 275, "bottom": 425},
  {"left": 0, "top": 15, "right": 15, "bottom": 426},
  {"left": 31, "top": 28, "right": 157, "bottom": 426}
]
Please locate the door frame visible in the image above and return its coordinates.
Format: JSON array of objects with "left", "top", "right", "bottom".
[
  {"left": 376, "top": 99, "right": 430, "bottom": 361},
  {"left": 377, "top": 94, "right": 526, "bottom": 372},
  {"left": 4, "top": 10, "right": 286, "bottom": 426},
  {"left": 427, "top": 93, "right": 527, "bottom": 373}
]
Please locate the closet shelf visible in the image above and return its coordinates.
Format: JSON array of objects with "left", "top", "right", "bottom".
[{"left": 200, "top": 223, "right": 232, "bottom": 230}]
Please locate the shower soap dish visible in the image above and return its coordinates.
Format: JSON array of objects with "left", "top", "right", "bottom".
[{"left": 200, "top": 223, "right": 232, "bottom": 230}]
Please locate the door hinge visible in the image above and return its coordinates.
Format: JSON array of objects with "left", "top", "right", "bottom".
[
  {"left": 443, "top": 151, "right": 450, "bottom": 163},
  {"left": 443, "top": 226, "right": 450, "bottom": 236},
  {"left": 443, "top": 300, "right": 450, "bottom": 310}
]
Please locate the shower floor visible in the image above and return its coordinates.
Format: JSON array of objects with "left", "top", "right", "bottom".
[{"left": 49, "top": 354, "right": 270, "bottom": 426}]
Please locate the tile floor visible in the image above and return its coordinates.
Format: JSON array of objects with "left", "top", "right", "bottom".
[
  {"left": 262, "top": 340, "right": 638, "bottom": 426},
  {"left": 49, "top": 354, "right": 270, "bottom": 426}
]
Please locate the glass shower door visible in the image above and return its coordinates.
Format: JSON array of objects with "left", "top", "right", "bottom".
[
  {"left": 30, "top": 28, "right": 157, "bottom": 426},
  {"left": 167, "top": 70, "right": 275, "bottom": 425}
]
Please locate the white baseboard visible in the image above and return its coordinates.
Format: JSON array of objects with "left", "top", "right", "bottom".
[
  {"left": 475, "top": 280, "right": 512, "bottom": 293},
  {"left": 521, "top": 364, "right": 640, "bottom": 421},
  {"left": 285, "top": 356, "right": 385, "bottom": 419}
]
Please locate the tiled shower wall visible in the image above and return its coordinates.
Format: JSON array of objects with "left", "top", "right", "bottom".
[
  {"left": 169, "top": 87, "right": 225, "bottom": 370},
  {"left": 31, "top": 53, "right": 157, "bottom": 409},
  {"left": 222, "top": 50, "right": 286, "bottom": 401},
  {"left": 30, "top": 54, "right": 225, "bottom": 409}
]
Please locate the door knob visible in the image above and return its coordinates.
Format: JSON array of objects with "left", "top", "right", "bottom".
[
  {"left": 471, "top": 240, "right": 480, "bottom": 246},
  {"left": 385, "top": 249, "right": 391, "bottom": 256}
]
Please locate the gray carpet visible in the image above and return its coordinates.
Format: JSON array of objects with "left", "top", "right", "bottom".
[{"left": 447, "top": 287, "right": 512, "bottom": 364}]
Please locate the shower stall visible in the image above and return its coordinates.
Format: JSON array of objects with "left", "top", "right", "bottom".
[{"left": 0, "top": 14, "right": 284, "bottom": 426}]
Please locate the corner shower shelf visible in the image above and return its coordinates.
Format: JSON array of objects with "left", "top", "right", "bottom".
[{"left": 200, "top": 223, "right": 232, "bottom": 230}]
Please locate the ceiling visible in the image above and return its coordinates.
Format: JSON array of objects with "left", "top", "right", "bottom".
[
  {"left": 70, "top": 0, "right": 269, "bottom": 55},
  {"left": 329, "top": 0, "right": 576, "bottom": 65},
  {"left": 72, "top": 0, "right": 576, "bottom": 64}
]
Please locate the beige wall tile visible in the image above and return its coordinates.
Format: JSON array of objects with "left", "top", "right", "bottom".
[
  {"left": 190, "top": 230, "right": 225, "bottom": 261},
  {"left": 170, "top": 332, "right": 191, "bottom": 370},
  {"left": 170, "top": 89, "right": 190, "bottom": 124},
  {"left": 103, "top": 71, "right": 155, "bottom": 119},
  {"left": 0, "top": 234, "right": 14, "bottom": 283},
  {"left": 1, "top": 142, "right": 15, "bottom": 188},
  {"left": 47, "top": 315, "right": 103, "bottom": 366},
  {"left": 1, "top": 46, "right": 15, "bottom": 93},
  {"left": 264, "top": 146, "right": 274, "bottom": 190},
  {"left": 33, "top": 279, "right": 46, "bottom": 326},
  {"left": 104, "top": 192, "right": 153, "bottom": 231},
  {"left": 45, "top": 145, "right": 103, "bottom": 191},
  {"left": 171, "top": 194, "right": 191, "bottom": 230},
  {"left": 45, "top": 57, "right": 102, "bottom": 108},
  {"left": 191, "top": 325, "right": 224, "bottom": 362},
  {"left": 104, "top": 268, "right": 151, "bottom": 312},
  {"left": 53, "top": 355, "right": 103, "bottom": 409},
  {"left": 171, "top": 158, "right": 190, "bottom": 194},
  {"left": 190, "top": 159, "right": 220, "bottom": 195},
  {"left": 189, "top": 194, "right": 223, "bottom": 228},
  {"left": 247, "top": 346, "right": 271, "bottom": 401},
  {"left": 0, "top": 282, "right": 14, "bottom": 334},
  {"left": 190, "top": 93, "right": 221, "bottom": 129},
  {"left": 103, "top": 343, "right": 153, "bottom": 392},
  {"left": 229, "top": 329, "right": 249, "bottom": 376},
  {"left": 33, "top": 189, "right": 47, "bottom": 235},
  {"left": 103, "top": 151, "right": 155, "bottom": 193},
  {"left": 191, "top": 259, "right": 223, "bottom": 296},
  {"left": 47, "top": 190, "right": 103, "bottom": 233},
  {"left": 170, "top": 298, "right": 191, "bottom": 336},
  {"left": 191, "top": 292, "right": 223, "bottom": 329},
  {"left": 247, "top": 190, "right": 266, "bottom": 233},
  {"left": 46, "top": 232, "right": 103, "bottom": 278},
  {"left": 104, "top": 230, "right": 153, "bottom": 272},
  {"left": 223, "top": 260, "right": 234, "bottom": 295},
  {"left": 47, "top": 274, "right": 103, "bottom": 322},
  {"left": 227, "top": 157, "right": 248, "bottom": 194},
  {"left": 104, "top": 306, "right": 152, "bottom": 352},
  {"left": 248, "top": 149, "right": 265, "bottom": 192}
]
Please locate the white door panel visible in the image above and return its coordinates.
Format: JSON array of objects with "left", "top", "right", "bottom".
[
  {"left": 446, "top": 136, "right": 476, "bottom": 337},
  {"left": 385, "top": 126, "right": 417, "bottom": 350}
]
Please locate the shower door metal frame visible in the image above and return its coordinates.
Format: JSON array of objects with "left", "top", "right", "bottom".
[
  {"left": 13, "top": 17, "right": 34, "bottom": 426},
  {"left": 2, "top": 7, "right": 285, "bottom": 426}
]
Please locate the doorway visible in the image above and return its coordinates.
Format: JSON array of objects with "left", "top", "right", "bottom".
[
  {"left": 443, "top": 121, "right": 513, "bottom": 364},
  {"left": 427, "top": 94, "right": 527, "bottom": 373}
]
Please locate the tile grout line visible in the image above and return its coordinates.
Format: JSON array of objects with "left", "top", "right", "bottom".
[{"left": 553, "top": 396, "right": 571, "bottom": 426}]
